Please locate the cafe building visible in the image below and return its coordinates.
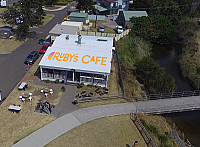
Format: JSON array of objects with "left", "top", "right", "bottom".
[{"left": 39, "top": 34, "right": 113, "bottom": 87}]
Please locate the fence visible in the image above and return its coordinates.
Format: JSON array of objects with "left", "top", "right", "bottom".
[
  {"left": 78, "top": 93, "right": 123, "bottom": 103},
  {"left": 78, "top": 29, "right": 131, "bottom": 41},
  {"left": 88, "top": 15, "right": 105, "bottom": 20},
  {"left": 148, "top": 90, "right": 200, "bottom": 100},
  {"left": 130, "top": 110, "right": 156, "bottom": 147}
]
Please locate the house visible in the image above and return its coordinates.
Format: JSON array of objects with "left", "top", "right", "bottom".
[
  {"left": 68, "top": 12, "right": 89, "bottom": 24},
  {"left": 95, "top": 0, "right": 129, "bottom": 15},
  {"left": 61, "top": 21, "right": 83, "bottom": 30},
  {"left": 39, "top": 34, "right": 113, "bottom": 87},
  {"left": 118, "top": 11, "right": 148, "bottom": 28}
]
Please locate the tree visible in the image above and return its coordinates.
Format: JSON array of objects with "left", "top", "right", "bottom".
[
  {"left": 44, "top": 0, "right": 59, "bottom": 6},
  {"left": 77, "top": 0, "right": 92, "bottom": 12},
  {"left": 130, "top": 15, "right": 176, "bottom": 44},
  {"left": 151, "top": 0, "right": 182, "bottom": 25},
  {"left": 176, "top": 17, "right": 199, "bottom": 44},
  {"left": 135, "top": 57, "right": 176, "bottom": 93},
  {"left": 3, "top": 0, "right": 45, "bottom": 39}
]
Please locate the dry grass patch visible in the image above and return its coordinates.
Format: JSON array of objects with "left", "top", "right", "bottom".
[
  {"left": 46, "top": 114, "right": 147, "bottom": 147},
  {"left": 0, "top": 80, "right": 56, "bottom": 147},
  {"left": 0, "top": 37, "right": 25, "bottom": 53},
  {"left": 41, "top": 14, "right": 55, "bottom": 26},
  {"left": 78, "top": 98, "right": 128, "bottom": 108}
]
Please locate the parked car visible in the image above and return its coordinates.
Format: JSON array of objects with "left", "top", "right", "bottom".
[
  {"left": 24, "top": 51, "right": 39, "bottom": 64},
  {"left": 115, "top": 26, "right": 124, "bottom": 34},
  {"left": 39, "top": 44, "right": 51, "bottom": 54},
  {"left": 98, "top": 26, "right": 105, "bottom": 33}
]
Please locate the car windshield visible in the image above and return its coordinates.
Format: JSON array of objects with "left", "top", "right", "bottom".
[
  {"left": 99, "top": 26, "right": 104, "bottom": 29},
  {"left": 27, "top": 55, "right": 34, "bottom": 58},
  {"left": 41, "top": 46, "right": 47, "bottom": 50},
  {"left": 118, "top": 26, "right": 123, "bottom": 30}
]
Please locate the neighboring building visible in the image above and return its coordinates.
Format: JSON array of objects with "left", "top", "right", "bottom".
[
  {"left": 118, "top": 11, "right": 148, "bottom": 28},
  {"left": 96, "top": 0, "right": 129, "bottom": 15},
  {"left": 39, "top": 34, "right": 113, "bottom": 87},
  {"left": 49, "top": 24, "right": 78, "bottom": 37},
  {"left": 61, "top": 21, "right": 83, "bottom": 30},
  {"left": 68, "top": 12, "right": 89, "bottom": 24}
]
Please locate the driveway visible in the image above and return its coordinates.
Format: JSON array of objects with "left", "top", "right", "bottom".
[
  {"left": 102, "top": 15, "right": 118, "bottom": 29},
  {"left": 0, "top": 5, "right": 71, "bottom": 102}
]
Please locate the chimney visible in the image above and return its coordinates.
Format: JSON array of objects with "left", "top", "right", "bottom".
[{"left": 78, "top": 35, "right": 82, "bottom": 44}]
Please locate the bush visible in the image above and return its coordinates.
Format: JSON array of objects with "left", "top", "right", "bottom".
[
  {"left": 46, "top": 80, "right": 50, "bottom": 83},
  {"left": 55, "top": 1, "right": 68, "bottom": 5},
  {"left": 79, "top": 82, "right": 84, "bottom": 88},
  {"left": 61, "top": 86, "right": 65, "bottom": 92},
  {"left": 55, "top": 79, "right": 59, "bottom": 84}
]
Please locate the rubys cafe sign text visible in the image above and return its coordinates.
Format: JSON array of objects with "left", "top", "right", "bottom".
[{"left": 48, "top": 52, "right": 108, "bottom": 66}]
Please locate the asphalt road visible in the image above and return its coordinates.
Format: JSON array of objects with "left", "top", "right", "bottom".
[{"left": 0, "top": 5, "right": 73, "bottom": 102}]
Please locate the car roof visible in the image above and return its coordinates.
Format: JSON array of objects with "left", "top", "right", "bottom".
[
  {"left": 30, "top": 51, "right": 38, "bottom": 55},
  {"left": 99, "top": 26, "right": 104, "bottom": 28}
]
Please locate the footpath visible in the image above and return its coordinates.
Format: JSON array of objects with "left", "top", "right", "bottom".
[{"left": 13, "top": 103, "right": 136, "bottom": 147}]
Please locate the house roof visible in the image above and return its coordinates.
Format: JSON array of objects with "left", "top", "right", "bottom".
[
  {"left": 39, "top": 34, "right": 113, "bottom": 74},
  {"left": 69, "top": 12, "right": 88, "bottom": 18},
  {"left": 123, "top": 11, "right": 148, "bottom": 21},
  {"left": 93, "top": 4, "right": 108, "bottom": 12},
  {"left": 49, "top": 24, "right": 78, "bottom": 35}
]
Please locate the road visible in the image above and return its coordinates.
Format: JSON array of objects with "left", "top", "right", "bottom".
[{"left": 0, "top": 5, "right": 73, "bottom": 103}]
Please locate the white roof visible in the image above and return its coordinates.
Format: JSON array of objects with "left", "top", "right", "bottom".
[
  {"left": 61, "top": 21, "right": 83, "bottom": 29},
  {"left": 49, "top": 24, "right": 78, "bottom": 35},
  {"left": 39, "top": 34, "right": 113, "bottom": 74}
]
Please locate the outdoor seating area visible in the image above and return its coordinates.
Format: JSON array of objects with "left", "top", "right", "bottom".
[
  {"left": 19, "top": 93, "right": 33, "bottom": 102},
  {"left": 76, "top": 87, "right": 109, "bottom": 99},
  {"left": 40, "top": 88, "right": 54, "bottom": 97},
  {"left": 8, "top": 104, "right": 21, "bottom": 113},
  {"left": 35, "top": 100, "right": 55, "bottom": 114},
  {"left": 18, "top": 82, "right": 28, "bottom": 90}
]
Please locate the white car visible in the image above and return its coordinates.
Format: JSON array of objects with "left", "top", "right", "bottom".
[{"left": 115, "top": 26, "right": 124, "bottom": 34}]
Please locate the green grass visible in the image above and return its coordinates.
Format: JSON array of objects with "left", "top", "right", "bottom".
[
  {"left": 90, "top": 20, "right": 107, "bottom": 24},
  {"left": 45, "top": 115, "right": 147, "bottom": 147}
]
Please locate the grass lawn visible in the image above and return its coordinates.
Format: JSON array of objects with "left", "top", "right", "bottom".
[
  {"left": 0, "top": 37, "right": 25, "bottom": 53},
  {"left": 0, "top": 56, "right": 63, "bottom": 147},
  {"left": 90, "top": 20, "right": 107, "bottom": 24},
  {"left": 41, "top": 14, "right": 55, "bottom": 26},
  {"left": 45, "top": 114, "right": 147, "bottom": 147}
]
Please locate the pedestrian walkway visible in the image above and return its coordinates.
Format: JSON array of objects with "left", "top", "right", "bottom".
[
  {"left": 12, "top": 103, "right": 136, "bottom": 147},
  {"left": 12, "top": 95, "right": 200, "bottom": 147}
]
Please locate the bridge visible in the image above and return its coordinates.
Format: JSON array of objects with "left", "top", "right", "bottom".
[{"left": 134, "top": 90, "right": 200, "bottom": 114}]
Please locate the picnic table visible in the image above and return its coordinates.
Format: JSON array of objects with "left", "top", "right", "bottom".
[
  {"left": 8, "top": 105, "right": 21, "bottom": 112},
  {"left": 18, "top": 82, "right": 28, "bottom": 90}
]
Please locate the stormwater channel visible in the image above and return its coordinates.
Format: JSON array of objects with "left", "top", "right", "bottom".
[{"left": 152, "top": 44, "right": 200, "bottom": 146}]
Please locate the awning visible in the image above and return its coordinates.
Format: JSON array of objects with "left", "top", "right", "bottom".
[{"left": 93, "top": 4, "right": 108, "bottom": 12}]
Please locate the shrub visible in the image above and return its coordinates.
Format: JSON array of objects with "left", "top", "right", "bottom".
[
  {"left": 79, "top": 82, "right": 84, "bottom": 88},
  {"left": 46, "top": 80, "right": 50, "bottom": 83},
  {"left": 55, "top": 79, "right": 59, "bottom": 84},
  {"left": 61, "top": 86, "right": 65, "bottom": 92},
  {"left": 55, "top": 1, "right": 68, "bottom": 5}
]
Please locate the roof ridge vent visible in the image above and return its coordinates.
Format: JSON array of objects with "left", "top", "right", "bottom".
[{"left": 97, "top": 39, "right": 107, "bottom": 42}]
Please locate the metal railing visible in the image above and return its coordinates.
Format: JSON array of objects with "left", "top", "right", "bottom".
[{"left": 130, "top": 110, "right": 156, "bottom": 147}]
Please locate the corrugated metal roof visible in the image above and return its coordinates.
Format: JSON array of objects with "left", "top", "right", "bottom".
[
  {"left": 49, "top": 24, "right": 78, "bottom": 35},
  {"left": 93, "top": 4, "right": 108, "bottom": 12},
  {"left": 39, "top": 34, "right": 113, "bottom": 74},
  {"left": 123, "top": 11, "right": 148, "bottom": 21},
  {"left": 69, "top": 12, "right": 88, "bottom": 18}
]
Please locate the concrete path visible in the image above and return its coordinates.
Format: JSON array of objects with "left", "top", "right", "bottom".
[{"left": 12, "top": 103, "right": 137, "bottom": 147}]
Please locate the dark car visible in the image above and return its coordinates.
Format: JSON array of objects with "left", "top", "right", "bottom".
[
  {"left": 39, "top": 44, "right": 51, "bottom": 54},
  {"left": 24, "top": 51, "right": 39, "bottom": 64}
]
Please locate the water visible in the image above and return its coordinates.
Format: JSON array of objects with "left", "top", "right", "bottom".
[{"left": 152, "top": 44, "right": 200, "bottom": 146}]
